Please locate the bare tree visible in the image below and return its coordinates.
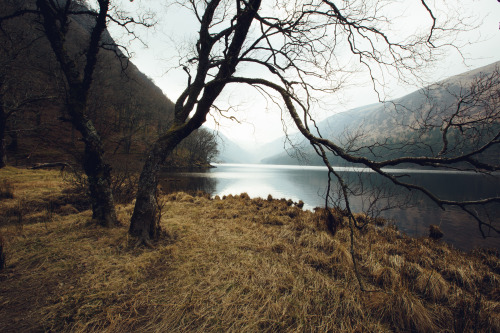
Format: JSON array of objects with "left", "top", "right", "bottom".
[
  {"left": 129, "top": 0, "right": 262, "bottom": 243},
  {"left": 0, "top": 78, "right": 53, "bottom": 168},
  {"left": 0, "top": 0, "right": 152, "bottom": 226},
  {"left": 129, "top": 0, "right": 498, "bottom": 245},
  {"left": 34, "top": 0, "right": 121, "bottom": 227}
]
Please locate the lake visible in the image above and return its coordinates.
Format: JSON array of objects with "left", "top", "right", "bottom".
[{"left": 159, "top": 163, "right": 500, "bottom": 251}]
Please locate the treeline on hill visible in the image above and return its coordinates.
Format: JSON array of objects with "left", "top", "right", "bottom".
[{"left": 0, "top": 0, "right": 217, "bottom": 171}]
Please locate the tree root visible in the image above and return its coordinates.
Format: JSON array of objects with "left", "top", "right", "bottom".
[{"left": 134, "top": 237, "right": 155, "bottom": 249}]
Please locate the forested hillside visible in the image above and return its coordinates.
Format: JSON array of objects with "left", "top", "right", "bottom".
[{"left": 0, "top": 0, "right": 217, "bottom": 170}]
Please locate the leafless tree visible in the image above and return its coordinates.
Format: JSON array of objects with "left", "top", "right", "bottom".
[
  {"left": 129, "top": 0, "right": 263, "bottom": 243},
  {"left": 36, "top": 0, "right": 120, "bottom": 227},
  {"left": 129, "top": 0, "right": 498, "bottom": 248},
  {"left": 0, "top": 0, "right": 153, "bottom": 226}
]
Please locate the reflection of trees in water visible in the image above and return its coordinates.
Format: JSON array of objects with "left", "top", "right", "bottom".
[{"left": 159, "top": 175, "right": 217, "bottom": 195}]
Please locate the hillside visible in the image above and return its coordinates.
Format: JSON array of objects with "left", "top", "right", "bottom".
[
  {"left": 262, "top": 61, "right": 500, "bottom": 166},
  {"left": 0, "top": 0, "right": 216, "bottom": 171}
]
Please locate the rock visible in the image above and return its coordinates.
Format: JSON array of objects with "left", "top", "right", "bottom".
[{"left": 429, "top": 224, "right": 444, "bottom": 240}]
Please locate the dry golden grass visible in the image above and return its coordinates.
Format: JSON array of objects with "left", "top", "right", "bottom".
[{"left": 1, "top": 167, "right": 499, "bottom": 332}]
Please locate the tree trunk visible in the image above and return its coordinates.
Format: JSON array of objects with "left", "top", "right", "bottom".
[
  {"left": 5, "top": 112, "right": 17, "bottom": 154},
  {"left": 129, "top": 145, "right": 164, "bottom": 242},
  {"left": 71, "top": 100, "right": 118, "bottom": 227},
  {"left": 83, "top": 134, "right": 117, "bottom": 227},
  {"left": 0, "top": 238, "right": 5, "bottom": 270},
  {"left": 0, "top": 112, "right": 6, "bottom": 168},
  {"left": 129, "top": 130, "right": 190, "bottom": 243}
]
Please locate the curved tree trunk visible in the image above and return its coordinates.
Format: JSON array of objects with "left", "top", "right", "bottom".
[
  {"left": 129, "top": 144, "right": 165, "bottom": 241},
  {"left": 129, "top": 131, "right": 189, "bottom": 242}
]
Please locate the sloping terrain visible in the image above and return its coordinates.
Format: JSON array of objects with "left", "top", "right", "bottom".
[
  {"left": 1, "top": 0, "right": 174, "bottom": 169},
  {"left": 262, "top": 61, "right": 500, "bottom": 166}
]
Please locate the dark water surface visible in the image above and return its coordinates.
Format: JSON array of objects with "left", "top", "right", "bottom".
[{"left": 160, "top": 163, "right": 499, "bottom": 251}]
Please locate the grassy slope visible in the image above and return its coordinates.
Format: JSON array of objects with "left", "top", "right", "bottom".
[{"left": 0, "top": 167, "right": 499, "bottom": 332}]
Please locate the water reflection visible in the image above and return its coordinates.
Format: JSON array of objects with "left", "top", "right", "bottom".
[
  {"left": 159, "top": 173, "right": 217, "bottom": 194},
  {"left": 160, "top": 163, "right": 499, "bottom": 251}
]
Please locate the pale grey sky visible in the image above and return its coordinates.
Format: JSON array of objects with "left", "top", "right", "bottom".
[{"left": 110, "top": 0, "right": 500, "bottom": 148}]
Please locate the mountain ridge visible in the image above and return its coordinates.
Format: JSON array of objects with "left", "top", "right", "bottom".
[{"left": 260, "top": 61, "right": 500, "bottom": 166}]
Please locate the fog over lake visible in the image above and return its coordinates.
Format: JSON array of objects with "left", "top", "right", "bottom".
[{"left": 160, "top": 164, "right": 500, "bottom": 251}]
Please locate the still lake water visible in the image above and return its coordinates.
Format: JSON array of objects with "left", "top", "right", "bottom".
[{"left": 160, "top": 163, "right": 500, "bottom": 251}]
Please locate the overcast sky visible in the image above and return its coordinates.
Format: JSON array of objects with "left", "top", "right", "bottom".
[{"left": 110, "top": 0, "right": 500, "bottom": 148}]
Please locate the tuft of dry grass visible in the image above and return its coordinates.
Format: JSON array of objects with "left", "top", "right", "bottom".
[
  {"left": 364, "top": 288, "right": 437, "bottom": 332},
  {"left": 1, "top": 167, "right": 499, "bottom": 332},
  {"left": 373, "top": 266, "right": 399, "bottom": 289},
  {"left": 429, "top": 224, "right": 444, "bottom": 240},
  {"left": 414, "top": 269, "right": 449, "bottom": 301}
]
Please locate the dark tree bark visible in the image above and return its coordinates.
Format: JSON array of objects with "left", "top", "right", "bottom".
[
  {"left": 0, "top": 237, "right": 5, "bottom": 270},
  {"left": 129, "top": 131, "right": 187, "bottom": 241},
  {"left": 0, "top": 73, "right": 9, "bottom": 168},
  {"left": 36, "top": 0, "right": 117, "bottom": 227},
  {"left": 0, "top": 109, "right": 6, "bottom": 168},
  {"left": 129, "top": 0, "right": 262, "bottom": 243}
]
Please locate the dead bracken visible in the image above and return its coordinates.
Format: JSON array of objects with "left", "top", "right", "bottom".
[{"left": 0, "top": 167, "right": 499, "bottom": 332}]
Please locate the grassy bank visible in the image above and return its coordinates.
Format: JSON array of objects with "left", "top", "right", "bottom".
[{"left": 0, "top": 167, "right": 499, "bottom": 332}]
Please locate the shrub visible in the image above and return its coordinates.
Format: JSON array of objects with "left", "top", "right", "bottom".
[
  {"left": 111, "top": 171, "right": 139, "bottom": 204},
  {"left": 63, "top": 167, "right": 138, "bottom": 204}
]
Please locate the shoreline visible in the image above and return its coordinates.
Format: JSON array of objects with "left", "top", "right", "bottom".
[{"left": 1, "top": 166, "right": 499, "bottom": 332}]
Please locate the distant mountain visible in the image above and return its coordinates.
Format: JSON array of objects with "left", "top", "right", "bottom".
[
  {"left": 262, "top": 61, "right": 500, "bottom": 166},
  {"left": 216, "top": 131, "right": 312, "bottom": 164},
  {"left": 215, "top": 133, "right": 259, "bottom": 164}
]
